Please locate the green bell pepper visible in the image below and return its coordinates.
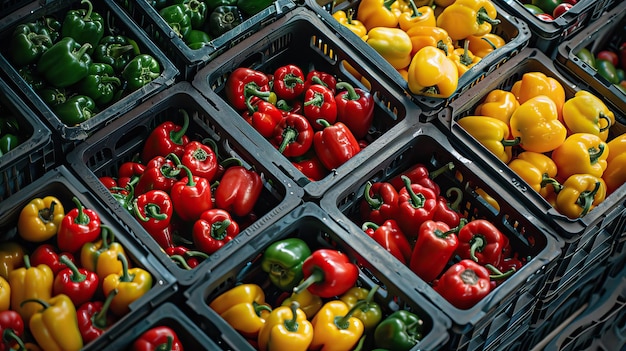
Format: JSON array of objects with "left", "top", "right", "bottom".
[
  {"left": 159, "top": 4, "right": 193, "bottom": 39},
  {"left": 261, "top": 238, "right": 311, "bottom": 291},
  {"left": 523, "top": 4, "right": 545, "bottom": 15},
  {"left": 37, "top": 37, "right": 92, "bottom": 88},
  {"left": 18, "top": 66, "right": 46, "bottom": 90},
  {"left": 94, "top": 35, "right": 140, "bottom": 73},
  {"left": 531, "top": 0, "right": 563, "bottom": 15},
  {"left": 53, "top": 95, "right": 97, "bottom": 125},
  {"left": 186, "top": 29, "right": 212, "bottom": 50},
  {"left": 237, "top": 0, "right": 274, "bottom": 17},
  {"left": 61, "top": 0, "right": 105, "bottom": 53},
  {"left": 207, "top": 5, "right": 243, "bottom": 38},
  {"left": 36, "top": 16, "right": 62, "bottom": 43},
  {"left": 121, "top": 54, "right": 161, "bottom": 92},
  {"left": 206, "top": 0, "right": 237, "bottom": 11},
  {"left": 173, "top": 0, "right": 208, "bottom": 29},
  {"left": 597, "top": 59, "right": 620, "bottom": 84},
  {"left": 77, "top": 63, "right": 121, "bottom": 106},
  {"left": 576, "top": 48, "right": 596, "bottom": 69},
  {"left": 37, "top": 87, "right": 68, "bottom": 107},
  {"left": 340, "top": 286, "right": 383, "bottom": 332},
  {"left": 0, "top": 134, "right": 19, "bottom": 155},
  {"left": 9, "top": 22, "right": 54, "bottom": 67},
  {"left": 373, "top": 310, "right": 424, "bottom": 351}
]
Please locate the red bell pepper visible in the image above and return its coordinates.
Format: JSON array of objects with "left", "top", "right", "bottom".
[
  {"left": 456, "top": 219, "right": 507, "bottom": 267},
  {"left": 225, "top": 67, "right": 272, "bottom": 111},
  {"left": 334, "top": 81, "right": 374, "bottom": 139},
  {"left": 303, "top": 84, "right": 337, "bottom": 130},
  {"left": 313, "top": 119, "right": 361, "bottom": 171},
  {"left": 293, "top": 249, "right": 359, "bottom": 298},
  {"left": 141, "top": 109, "right": 190, "bottom": 163},
  {"left": 133, "top": 190, "right": 174, "bottom": 249},
  {"left": 77, "top": 289, "right": 118, "bottom": 344},
  {"left": 132, "top": 326, "right": 184, "bottom": 351},
  {"left": 389, "top": 162, "right": 454, "bottom": 194},
  {"left": 359, "top": 181, "right": 399, "bottom": 224},
  {"left": 273, "top": 64, "right": 306, "bottom": 100},
  {"left": 192, "top": 208, "right": 240, "bottom": 254},
  {"left": 434, "top": 259, "right": 491, "bottom": 309},
  {"left": 362, "top": 220, "right": 411, "bottom": 264},
  {"left": 170, "top": 165, "right": 213, "bottom": 222},
  {"left": 243, "top": 99, "right": 284, "bottom": 138},
  {"left": 0, "top": 310, "right": 25, "bottom": 351},
  {"left": 409, "top": 220, "right": 459, "bottom": 282},
  {"left": 53, "top": 255, "right": 99, "bottom": 307},
  {"left": 181, "top": 141, "right": 218, "bottom": 182},
  {"left": 57, "top": 197, "right": 102, "bottom": 253},
  {"left": 118, "top": 161, "right": 146, "bottom": 180},
  {"left": 214, "top": 165, "right": 263, "bottom": 217},
  {"left": 292, "top": 154, "right": 328, "bottom": 181},
  {"left": 395, "top": 176, "right": 438, "bottom": 237},
  {"left": 165, "top": 246, "right": 208, "bottom": 269},
  {"left": 30, "top": 244, "right": 75, "bottom": 275},
  {"left": 432, "top": 194, "right": 462, "bottom": 228},
  {"left": 134, "top": 154, "right": 182, "bottom": 195},
  {"left": 99, "top": 176, "right": 119, "bottom": 190},
  {"left": 272, "top": 113, "right": 314, "bottom": 158},
  {"left": 303, "top": 70, "right": 337, "bottom": 94},
  {"left": 276, "top": 99, "right": 303, "bottom": 116}
]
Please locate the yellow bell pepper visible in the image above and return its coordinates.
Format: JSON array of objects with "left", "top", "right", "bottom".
[
  {"left": 508, "top": 158, "right": 561, "bottom": 200},
  {"left": 397, "top": 0, "right": 436, "bottom": 31},
  {"left": 407, "top": 46, "right": 458, "bottom": 97},
  {"left": 458, "top": 116, "right": 519, "bottom": 163},
  {"left": 309, "top": 300, "right": 365, "bottom": 351},
  {"left": 466, "top": 33, "right": 506, "bottom": 58},
  {"left": 516, "top": 151, "right": 561, "bottom": 200},
  {"left": 510, "top": 72, "right": 565, "bottom": 121},
  {"left": 551, "top": 133, "right": 609, "bottom": 181},
  {"left": 475, "top": 187, "right": 500, "bottom": 212},
  {"left": 366, "top": 27, "right": 413, "bottom": 69},
  {"left": 80, "top": 226, "right": 127, "bottom": 281},
  {"left": 9, "top": 255, "right": 52, "bottom": 325},
  {"left": 22, "top": 294, "right": 83, "bottom": 351},
  {"left": 473, "top": 89, "right": 519, "bottom": 124},
  {"left": 356, "top": 0, "right": 399, "bottom": 30},
  {"left": 603, "top": 153, "right": 626, "bottom": 195},
  {"left": 434, "top": 0, "right": 455, "bottom": 6},
  {"left": 332, "top": 9, "right": 367, "bottom": 40},
  {"left": 562, "top": 90, "right": 615, "bottom": 141},
  {"left": 17, "top": 196, "right": 65, "bottom": 242},
  {"left": 397, "top": 68, "right": 409, "bottom": 81},
  {"left": 0, "top": 276, "right": 9, "bottom": 311},
  {"left": 102, "top": 253, "right": 152, "bottom": 316},
  {"left": 0, "top": 242, "right": 25, "bottom": 280},
  {"left": 390, "top": 0, "right": 412, "bottom": 18},
  {"left": 451, "top": 41, "right": 481, "bottom": 77},
  {"left": 405, "top": 25, "right": 454, "bottom": 56},
  {"left": 607, "top": 134, "right": 626, "bottom": 164},
  {"left": 436, "top": 0, "right": 501, "bottom": 41},
  {"left": 281, "top": 285, "right": 322, "bottom": 319},
  {"left": 339, "top": 286, "right": 383, "bottom": 332},
  {"left": 210, "top": 283, "right": 272, "bottom": 338},
  {"left": 556, "top": 174, "right": 606, "bottom": 218},
  {"left": 509, "top": 95, "right": 567, "bottom": 153},
  {"left": 257, "top": 301, "right": 313, "bottom": 351}
]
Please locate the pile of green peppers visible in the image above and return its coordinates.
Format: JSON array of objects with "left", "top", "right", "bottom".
[
  {"left": 8, "top": 0, "right": 163, "bottom": 126},
  {"left": 152, "top": 0, "right": 275, "bottom": 49},
  {"left": 0, "top": 115, "right": 22, "bottom": 157}
]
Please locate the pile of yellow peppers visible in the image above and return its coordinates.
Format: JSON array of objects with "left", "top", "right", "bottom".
[
  {"left": 458, "top": 71, "right": 625, "bottom": 219},
  {"left": 332, "top": 0, "right": 506, "bottom": 97}
]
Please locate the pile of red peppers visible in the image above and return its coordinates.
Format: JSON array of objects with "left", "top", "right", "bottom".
[
  {"left": 358, "top": 162, "right": 527, "bottom": 309},
  {"left": 224, "top": 65, "right": 375, "bottom": 180},
  {"left": 99, "top": 108, "right": 264, "bottom": 269}
]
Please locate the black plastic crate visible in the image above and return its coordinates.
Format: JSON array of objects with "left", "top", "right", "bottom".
[
  {"left": 318, "top": 123, "right": 563, "bottom": 351},
  {"left": 0, "top": 166, "right": 178, "bottom": 350},
  {"left": 115, "top": 0, "right": 296, "bottom": 81},
  {"left": 0, "top": 0, "right": 178, "bottom": 144},
  {"left": 493, "top": 0, "right": 611, "bottom": 58},
  {"left": 101, "top": 302, "right": 222, "bottom": 350},
  {"left": 184, "top": 202, "right": 452, "bottom": 351},
  {"left": 66, "top": 82, "right": 303, "bottom": 288},
  {"left": 442, "top": 48, "right": 626, "bottom": 264},
  {"left": 192, "top": 6, "right": 423, "bottom": 199},
  {"left": 555, "top": 0, "right": 626, "bottom": 131},
  {"left": 307, "top": 0, "right": 531, "bottom": 113},
  {"left": 0, "top": 76, "right": 57, "bottom": 201},
  {"left": 0, "top": 0, "right": 33, "bottom": 18}
]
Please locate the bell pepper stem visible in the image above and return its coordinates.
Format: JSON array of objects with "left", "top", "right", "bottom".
[
  {"left": 253, "top": 301, "right": 272, "bottom": 316},
  {"left": 459, "top": 40, "right": 473, "bottom": 66},
  {"left": 154, "top": 336, "right": 173, "bottom": 351},
  {"left": 293, "top": 268, "right": 325, "bottom": 295},
  {"left": 211, "top": 219, "right": 232, "bottom": 240},
  {"left": 401, "top": 175, "right": 426, "bottom": 208},
  {"left": 166, "top": 152, "right": 183, "bottom": 165},
  {"left": 117, "top": 253, "right": 135, "bottom": 283},
  {"left": 178, "top": 165, "right": 196, "bottom": 187},
  {"left": 501, "top": 137, "right": 521, "bottom": 147},
  {"left": 80, "top": 0, "right": 94, "bottom": 21},
  {"left": 577, "top": 181, "right": 601, "bottom": 217},
  {"left": 599, "top": 113, "right": 612, "bottom": 132},
  {"left": 353, "top": 335, "right": 366, "bottom": 351},
  {"left": 60, "top": 254, "right": 86, "bottom": 283},
  {"left": 219, "top": 157, "right": 243, "bottom": 169},
  {"left": 485, "top": 263, "right": 515, "bottom": 280},
  {"left": 171, "top": 110, "right": 190, "bottom": 145},
  {"left": 108, "top": 44, "right": 135, "bottom": 58},
  {"left": 445, "top": 187, "right": 463, "bottom": 211},
  {"left": 134, "top": 201, "right": 169, "bottom": 222},
  {"left": 93, "top": 289, "right": 118, "bottom": 329},
  {"left": 71, "top": 196, "right": 92, "bottom": 225},
  {"left": 361, "top": 221, "right": 379, "bottom": 232},
  {"left": 20, "top": 298, "right": 50, "bottom": 310},
  {"left": 480, "top": 37, "right": 497, "bottom": 50},
  {"left": 541, "top": 174, "right": 563, "bottom": 194},
  {"left": 283, "top": 301, "right": 301, "bottom": 332},
  {"left": 430, "top": 162, "right": 455, "bottom": 179},
  {"left": 477, "top": 7, "right": 500, "bottom": 25},
  {"left": 100, "top": 76, "right": 122, "bottom": 86},
  {"left": 170, "top": 254, "right": 193, "bottom": 270},
  {"left": 244, "top": 84, "right": 271, "bottom": 102},
  {"left": 3, "top": 329, "right": 26, "bottom": 351},
  {"left": 23, "top": 254, "right": 31, "bottom": 269},
  {"left": 303, "top": 91, "right": 325, "bottom": 107},
  {"left": 335, "top": 82, "right": 361, "bottom": 101},
  {"left": 311, "top": 75, "right": 327, "bottom": 87},
  {"left": 460, "top": 268, "right": 480, "bottom": 285},
  {"left": 588, "top": 143, "right": 605, "bottom": 165},
  {"left": 362, "top": 181, "right": 383, "bottom": 210},
  {"left": 408, "top": 0, "right": 422, "bottom": 18},
  {"left": 99, "top": 225, "right": 115, "bottom": 251},
  {"left": 278, "top": 127, "right": 298, "bottom": 154},
  {"left": 40, "top": 200, "right": 59, "bottom": 223},
  {"left": 469, "top": 235, "right": 485, "bottom": 263},
  {"left": 335, "top": 299, "right": 368, "bottom": 329}
]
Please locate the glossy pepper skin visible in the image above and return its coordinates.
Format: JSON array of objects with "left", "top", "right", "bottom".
[
  {"left": 556, "top": 174, "right": 607, "bottom": 218},
  {"left": 9, "top": 22, "right": 54, "bottom": 67},
  {"left": 77, "top": 289, "right": 118, "bottom": 344},
  {"left": 303, "top": 84, "right": 337, "bottom": 130},
  {"left": 435, "top": 259, "right": 491, "bottom": 309},
  {"left": 309, "top": 300, "right": 364, "bottom": 351},
  {"left": 366, "top": 27, "right": 413, "bottom": 70},
  {"left": 562, "top": 90, "right": 615, "bottom": 141},
  {"left": 17, "top": 196, "right": 64, "bottom": 242},
  {"left": 332, "top": 9, "right": 367, "bottom": 39},
  {"left": 458, "top": 115, "right": 519, "bottom": 163},
  {"left": 362, "top": 220, "right": 412, "bottom": 264},
  {"left": 141, "top": 109, "right": 190, "bottom": 163},
  {"left": 294, "top": 249, "right": 359, "bottom": 298},
  {"left": 396, "top": 176, "right": 438, "bottom": 237},
  {"left": 57, "top": 197, "right": 102, "bottom": 253},
  {"left": 209, "top": 284, "right": 272, "bottom": 339},
  {"left": 456, "top": 219, "right": 506, "bottom": 267},
  {"left": 133, "top": 190, "right": 174, "bottom": 249},
  {"left": 257, "top": 301, "right": 313, "bottom": 351},
  {"left": 466, "top": 33, "right": 506, "bottom": 58},
  {"left": 604, "top": 152, "right": 626, "bottom": 195},
  {"left": 451, "top": 41, "right": 482, "bottom": 77},
  {"left": 261, "top": 238, "right": 311, "bottom": 291},
  {"left": 122, "top": 54, "right": 162, "bottom": 92},
  {"left": 0, "top": 242, "right": 25, "bottom": 280},
  {"left": 174, "top": 0, "right": 208, "bottom": 28},
  {"left": 334, "top": 81, "right": 374, "bottom": 140},
  {"left": 192, "top": 208, "right": 240, "bottom": 254},
  {"left": 408, "top": 46, "right": 459, "bottom": 98},
  {"left": 94, "top": 35, "right": 137, "bottom": 73},
  {"left": 37, "top": 37, "right": 92, "bottom": 88},
  {"left": 339, "top": 286, "right": 382, "bottom": 332},
  {"left": 132, "top": 326, "right": 184, "bottom": 351},
  {"left": 356, "top": 0, "right": 399, "bottom": 30},
  {"left": 80, "top": 225, "right": 127, "bottom": 281},
  {"left": 398, "top": 1, "right": 436, "bottom": 31},
  {"left": 509, "top": 95, "right": 567, "bottom": 153},
  {"left": 135, "top": 154, "right": 182, "bottom": 195},
  {"left": 437, "top": 0, "right": 501, "bottom": 41},
  {"left": 76, "top": 62, "right": 121, "bottom": 107},
  {"left": 53, "top": 255, "right": 98, "bottom": 307},
  {"left": 374, "top": 310, "right": 423, "bottom": 351},
  {"left": 9, "top": 256, "right": 53, "bottom": 325},
  {"left": 170, "top": 165, "right": 213, "bottom": 221},
  {"left": 160, "top": 4, "right": 192, "bottom": 39},
  {"left": 552, "top": 133, "right": 608, "bottom": 181},
  {"left": 225, "top": 67, "right": 272, "bottom": 111},
  {"left": 273, "top": 64, "right": 306, "bottom": 101},
  {"left": 0, "top": 310, "right": 26, "bottom": 351},
  {"left": 181, "top": 140, "right": 218, "bottom": 181},
  {"left": 214, "top": 165, "right": 263, "bottom": 217},
  {"left": 22, "top": 295, "right": 83, "bottom": 351},
  {"left": 510, "top": 72, "right": 565, "bottom": 120},
  {"left": 313, "top": 119, "right": 361, "bottom": 171},
  {"left": 293, "top": 154, "right": 328, "bottom": 181},
  {"left": 281, "top": 288, "right": 322, "bottom": 319},
  {"left": 508, "top": 158, "right": 561, "bottom": 200},
  {"left": 474, "top": 89, "right": 519, "bottom": 124},
  {"left": 207, "top": 6, "right": 243, "bottom": 38},
  {"left": 29, "top": 244, "right": 74, "bottom": 276},
  {"left": 103, "top": 254, "right": 152, "bottom": 316},
  {"left": 53, "top": 94, "right": 97, "bottom": 126},
  {"left": 272, "top": 113, "right": 314, "bottom": 158},
  {"left": 405, "top": 25, "right": 454, "bottom": 57},
  {"left": 359, "top": 181, "right": 399, "bottom": 224},
  {"left": 243, "top": 99, "right": 283, "bottom": 138},
  {"left": 61, "top": 0, "right": 104, "bottom": 51},
  {"left": 0, "top": 276, "right": 9, "bottom": 312},
  {"left": 409, "top": 220, "right": 459, "bottom": 282},
  {"left": 389, "top": 162, "right": 452, "bottom": 194}
]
